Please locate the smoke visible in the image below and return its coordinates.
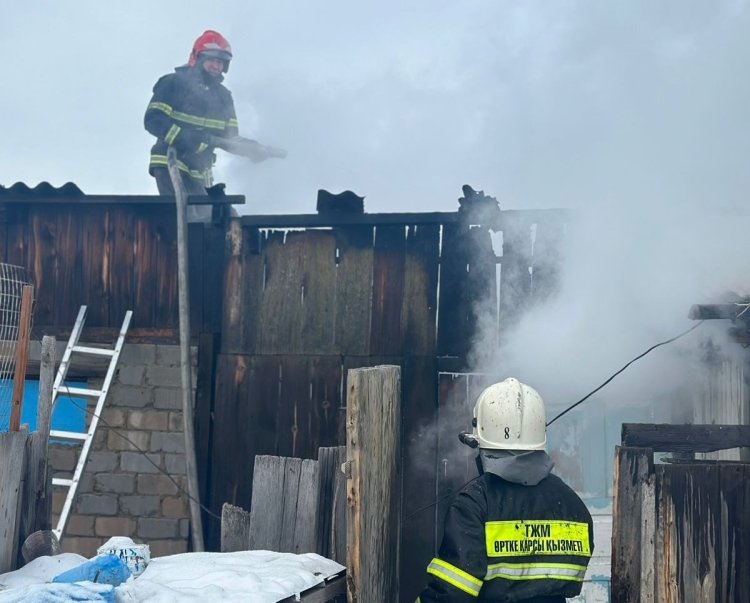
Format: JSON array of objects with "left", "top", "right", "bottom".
[
  {"left": 215, "top": 0, "right": 750, "bottom": 214},
  {"left": 2, "top": 1, "right": 749, "bottom": 212},
  {"left": 469, "top": 205, "right": 750, "bottom": 420}
]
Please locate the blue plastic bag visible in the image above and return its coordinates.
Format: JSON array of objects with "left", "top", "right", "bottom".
[{"left": 52, "top": 554, "right": 131, "bottom": 587}]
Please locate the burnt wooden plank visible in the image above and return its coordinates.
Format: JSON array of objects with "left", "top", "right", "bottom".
[
  {"left": 400, "top": 356, "right": 438, "bottom": 603},
  {"left": 334, "top": 226, "right": 373, "bottom": 356},
  {"left": 317, "top": 446, "right": 336, "bottom": 557},
  {"left": 108, "top": 207, "right": 135, "bottom": 328},
  {"left": 133, "top": 209, "right": 159, "bottom": 329},
  {"left": 154, "top": 208, "right": 178, "bottom": 328},
  {"left": 437, "top": 223, "right": 499, "bottom": 360},
  {"left": 277, "top": 356, "right": 310, "bottom": 458},
  {"left": 220, "top": 502, "right": 251, "bottom": 552},
  {"left": 658, "top": 463, "right": 721, "bottom": 602},
  {"left": 317, "top": 445, "right": 347, "bottom": 561},
  {"left": 200, "top": 224, "right": 226, "bottom": 333},
  {"left": 221, "top": 222, "right": 264, "bottom": 354},
  {"left": 370, "top": 225, "right": 406, "bottom": 355},
  {"left": 5, "top": 204, "right": 28, "bottom": 268},
  {"left": 309, "top": 357, "right": 343, "bottom": 449},
  {"left": 436, "top": 223, "right": 466, "bottom": 358},
  {"left": 207, "top": 354, "right": 281, "bottom": 549},
  {"left": 28, "top": 209, "right": 58, "bottom": 326},
  {"left": 194, "top": 332, "right": 218, "bottom": 537},
  {"left": 622, "top": 423, "right": 750, "bottom": 452},
  {"left": 258, "top": 231, "right": 304, "bottom": 353},
  {"left": 80, "top": 207, "right": 111, "bottom": 326},
  {"left": 289, "top": 458, "right": 320, "bottom": 554},
  {"left": 248, "top": 455, "right": 287, "bottom": 550},
  {"left": 187, "top": 223, "right": 204, "bottom": 333},
  {"left": 299, "top": 231, "right": 337, "bottom": 354},
  {"left": 57, "top": 209, "right": 85, "bottom": 327},
  {"left": 401, "top": 225, "right": 439, "bottom": 357},
  {"left": 330, "top": 445, "right": 347, "bottom": 565},
  {"left": 640, "top": 462, "right": 656, "bottom": 603},
  {"left": 611, "top": 446, "right": 653, "bottom": 603},
  {"left": 247, "top": 455, "right": 320, "bottom": 554},
  {"left": 717, "top": 464, "right": 748, "bottom": 601},
  {"left": 688, "top": 303, "right": 745, "bottom": 321},
  {"left": 278, "top": 457, "right": 304, "bottom": 551}
]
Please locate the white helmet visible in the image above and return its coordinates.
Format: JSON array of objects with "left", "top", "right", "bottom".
[{"left": 469, "top": 378, "right": 547, "bottom": 451}]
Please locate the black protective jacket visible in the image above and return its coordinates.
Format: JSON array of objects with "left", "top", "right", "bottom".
[
  {"left": 418, "top": 472, "right": 594, "bottom": 603},
  {"left": 144, "top": 65, "right": 238, "bottom": 184}
]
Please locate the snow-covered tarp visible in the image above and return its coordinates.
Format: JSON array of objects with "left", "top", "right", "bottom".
[{"left": 0, "top": 550, "right": 345, "bottom": 603}]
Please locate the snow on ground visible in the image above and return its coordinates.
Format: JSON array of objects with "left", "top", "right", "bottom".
[
  {"left": 0, "top": 554, "right": 87, "bottom": 590},
  {"left": 115, "top": 551, "right": 345, "bottom": 603},
  {"left": 0, "top": 550, "right": 344, "bottom": 603}
]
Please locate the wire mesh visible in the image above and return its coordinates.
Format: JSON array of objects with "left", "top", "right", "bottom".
[{"left": 0, "top": 264, "right": 34, "bottom": 431}]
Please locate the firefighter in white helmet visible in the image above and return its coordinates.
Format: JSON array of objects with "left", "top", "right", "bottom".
[{"left": 417, "top": 378, "right": 594, "bottom": 603}]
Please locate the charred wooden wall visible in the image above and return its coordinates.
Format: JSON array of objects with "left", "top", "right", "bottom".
[
  {"left": 613, "top": 444, "right": 750, "bottom": 603},
  {"left": 210, "top": 212, "right": 566, "bottom": 602},
  {"left": 0, "top": 198, "right": 566, "bottom": 601},
  {"left": 0, "top": 202, "right": 224, "bottom": 340}
]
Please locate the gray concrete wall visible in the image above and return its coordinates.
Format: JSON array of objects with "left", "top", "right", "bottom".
[{"left": 44, "top": 342, "right": 197, "bottom": 557}]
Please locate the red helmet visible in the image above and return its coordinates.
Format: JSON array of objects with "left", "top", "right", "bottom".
[{"left": 188, "top": 30, "right": 233, "bottom": 72}]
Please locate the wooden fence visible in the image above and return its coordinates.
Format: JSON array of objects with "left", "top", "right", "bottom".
[
  {"left": 0, "top": 193, "right": 568, "bottom": 601},
  {"left": 220, "top": 447, "right": 345, "bottom": 563},
  {"left": 612, "top": 423, "right": 750, "bottom": 602},
  {"left": 0, "top": 336, "right": 55, "bottom": 572},
  {"left": 204, "top": 208, "right": 567, "bottom": 602},
  {"left": 0, "top": 200, "right": 226, "bottom": 338}
]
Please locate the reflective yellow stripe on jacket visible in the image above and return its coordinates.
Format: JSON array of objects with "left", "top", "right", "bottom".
[
  {"left": 149, "top": 154, "right": 211, "bottom": 184},
  {"left": 485, "top": 562, "right": 587, "bottom": 582},
  {"left": 165, "top": 124, "right": 181, "bottom": 145},
  {"left": 147, "top": 102, "right": 233, "bottom": 131},
  {"left": 426, "top": 558, "right": 482, "bottom": 597}
]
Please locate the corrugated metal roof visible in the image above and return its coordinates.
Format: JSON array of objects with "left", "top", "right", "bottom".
[
  {"left": 0, "top": 182, "right": 244, "bottom": 205},
  {"left": 0, "top": 182, "right": 84, "bottom": 197}
]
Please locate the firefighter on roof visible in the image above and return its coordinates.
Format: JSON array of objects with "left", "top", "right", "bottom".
[
  {"left": 145, "top": 30, "right": 286, "bottom": 221},
  {"left": 144, "top": 30, "right": 238, "bottom": 216},
  {"left": 417, "top": 378, "right": 594, "bottom": 603}
]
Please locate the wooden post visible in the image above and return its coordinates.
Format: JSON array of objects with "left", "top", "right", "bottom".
[
  {"left": 220, "top": 503, "right": 251, "bottom": 553},
  {"left": 611, "top": 446, "right": 654, "bottom": 603},
  {"left": 10, "top": 286, "right": 33, "bottom": 432},
  {"left": 346, "top": 365, "right": 401, "bottom": 603},
  {"left": 0, "top": 431, "right": 28, "bottom": 572},
  {"left": 640, "top": 469, "right": 656, "bottom": 603},
  {"left": 317, "top": 446, "right": 347, "bottom": 563},
  {"left": 18, "top": 336, "right": 55, "bottom": 559}
]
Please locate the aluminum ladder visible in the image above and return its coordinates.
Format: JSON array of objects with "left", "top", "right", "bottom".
[{"left": 50, "top": 305, "right": 133, "bottom": 540}]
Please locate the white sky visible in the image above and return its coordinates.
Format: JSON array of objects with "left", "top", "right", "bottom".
[{"left": 2, "top": 0, "right": 749, "bottom": 214}]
